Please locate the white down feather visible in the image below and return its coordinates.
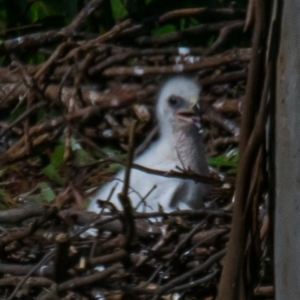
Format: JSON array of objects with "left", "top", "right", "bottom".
[{"left": 88, "top": 77, "right": 210, "bottom": 213}]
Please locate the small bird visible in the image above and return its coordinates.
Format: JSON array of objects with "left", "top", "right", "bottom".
[{"left": 88, "top": 77, "right": 209, "bottom": 213}]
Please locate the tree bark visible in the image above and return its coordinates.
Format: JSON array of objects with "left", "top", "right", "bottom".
[{"left": 275, "top": 1, "right": 300, "bottom": 299}]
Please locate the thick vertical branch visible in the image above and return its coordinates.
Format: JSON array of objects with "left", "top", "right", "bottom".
[
  {"left": 217, "top": 1, "right": 269, "bottom": 299},
  {"left": 239, "top": 0, "right": 266, "bottom": 154},
  {"left": 118, "top": 120, "right": 137, "bottom": 247}
]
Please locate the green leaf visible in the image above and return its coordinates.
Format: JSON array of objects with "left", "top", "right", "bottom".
[
  {"left": 107, "top": 162, "right": 123, "bottom": 172},
  {"left": 152, "top": 24, "right": 176, "bottom": 36},
  {"left": 42, "top": 164, "right": 65, "bottom": 185},
  {"left": 70, "top": 137, "right": 93, "bottom": 166},
  {"left": 110, "top": 0, "right": 128, "bottom": 21},
  {"left": 74, "top": 148, "right": 94, "bottom": 166},
  {"left": 208, "top": 148, "right": 238, "bottom": 167},
  {"left": 28, "top": 0, "right": 78, "bottom": 23},
  {"left": 0, "top": 168, "right": 6, "bottom": 177},
  {"left": 50, "top": 144, "right": 64, "bottom": 168},
  {"left": 100, "top": 146, "right": 124, "bottom": 157},
  {"left": 28, "top": 53, "right": 47, "bottom": 64},
  {"left": 29, "top": 1, "right": 55, "bottom": 23},
  {"left": 70, "top": 137, "right": 82, "bottom": 151},
  {"left": 227, "top": 168, "right": 237, "bottom": 174},
  {"left": 38, "top": 182, "right": 56, "bottom": 202}
]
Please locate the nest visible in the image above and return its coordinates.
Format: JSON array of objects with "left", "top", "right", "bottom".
[
  {"left": 0, "top": 0, "right": 272, "bottom": 299},
  {"left": 0, "top": 206, "right": 231, "bottom": 299}
]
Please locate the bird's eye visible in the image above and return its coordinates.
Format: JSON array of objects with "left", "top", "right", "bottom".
[{"left": 168, "top": 96, "right": 180, "bottom": 107}]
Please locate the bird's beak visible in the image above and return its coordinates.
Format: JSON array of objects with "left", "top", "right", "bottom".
[
  {"left": 175, "top": 109, "right": 200, "bottom": 126},
  {"left": 175, "top": 97, "right": 201, "bottom": 128}
]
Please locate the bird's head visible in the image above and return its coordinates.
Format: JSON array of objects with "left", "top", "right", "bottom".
[{"left": 156, "top": 77, "right": 201, "bottom": 134}]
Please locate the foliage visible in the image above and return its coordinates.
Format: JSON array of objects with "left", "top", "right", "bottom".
[{"left": 208, "top": 148, "right": 238, "bottom": 174}]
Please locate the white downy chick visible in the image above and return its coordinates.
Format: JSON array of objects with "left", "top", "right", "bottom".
[{"left": 88, "top": 77, "right": 209, "bottom": 213}]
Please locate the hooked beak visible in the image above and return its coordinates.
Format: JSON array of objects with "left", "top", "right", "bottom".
[
  {"left": 175, "top": 108, "right": 201, "bottom": 128},
  {"left": 175, "top": 102, "right": 201, "bottom": 128}
]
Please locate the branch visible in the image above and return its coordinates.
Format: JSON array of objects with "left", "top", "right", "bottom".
[
  {"left": 136, "top": 21, "right": 244, "bottom": 46},
  {"left": 0, "top": 0, "right": 105, "bottom": 54},
  {"left": 159, "top": 8, "right": 246, "bottom": 23},
  {"left": 101, "top": 48, "right": 251, "bottom": 77}
]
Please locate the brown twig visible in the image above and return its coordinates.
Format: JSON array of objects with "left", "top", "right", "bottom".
[
  {"left": 204, "top": 21, "right": 245, "bottom": 55},
  {"left": 159, "top": 8, "right": 246, "bottom": 23},
  {"left": 202, "top": 103, "right": 240, "bottom": 136},
  {"left": 0, "top": 0, "right": 105, "bottom": 55},
  {"left": 0, "top": 203, "right": 45, "bottom": 224},
  {"left": 153, "top": 249, "right": 226, "bottom": 299},
  {"left": 118, "top": 120, "right": 137, "bottom": 247},
  {"left": 102, "top": 48, "right": 251, "bottom": 76},
  {"left": 89, "top": 47, "right": 205, "bottom": 75},
  {"left": 57, "top": 264, "right": 121, "bottom": 291},
  {"left": 200, "top": 70, "right": 247, "bottom": 86},
  {"left": 0, "top": 100, "right": 47, "bottom": 139},
  {"left": 88, "top": 249, "right": 128, "bottom": 266},
  {"left": 7, "top": 249, "right": 55, "bottom": 300},
  {"left": 0, "top": 277, "right": 53, "bottom": 288},
  {"left": 62, "top": 0, "right": 105, "bottom": 35},
  {"left": 136, "top": 21, "right": 243, "bottom": 46}
]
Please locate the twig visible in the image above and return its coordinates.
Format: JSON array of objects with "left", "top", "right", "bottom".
[
  {"left": 57, "top": 264, "right": 121, "bottom": 291},
  {"left": 204, "top": 21, "right": 245, "bottom": 55},
  {"left": 82, "top": 157, "right": 222, "bottom": 184},
  {"left": 168, "top": 218, "right": 209, "bottom": 260},
  {"left": 202, "top": 103, "right": 240, "bottom": 136},
  {"left": 159, "top": 8, "right": 246, "bottom": 23},
  {"left": 0, "top": 0, "right": 105, "bottom": 55},
  {"left": 102, "top": 48, "right": 251, "bottom": 76},
  {"left": 0, "top": 204, "right": 45, "bottom": 224},
  {"left": 159, "top": 8, "right": 207, "bottom": 22},
  {"left": 0, "top": 263, "right": 52, "bottom": 277},
  {"left": 89, "top": 47, "right": 205, "bottom": 75},
  {"left": 7, "top": 249, "right": 55, "bottom": 300},
  {"left": 212, "top": 136, "right": 239, "bottom": 148},
  {"left": 88, "top": 249, "right": 128, "bottom": 266},
  {"left": 169, "top": 268, "right": 219, "bottom": 292},
  {"left": 153, "top": 249, "right": 226, "bottom": 299},
  {"left": 118, "top": 120, "right": 137, "bottom": 247},
  {"left": 0, "top": 100, "right": 47, "bottom": 139},
  {"left": 0, "top": 276, "right": 53, "bottom": 288},
  {"left": 62, "top": 0, "right": 105, "bottom": 34},
  {"left": 136, "top": 21, "right": 244, "bottom": 46},
  {"left": 200, "top": 70, "right": 247, "bottom": 86}
]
